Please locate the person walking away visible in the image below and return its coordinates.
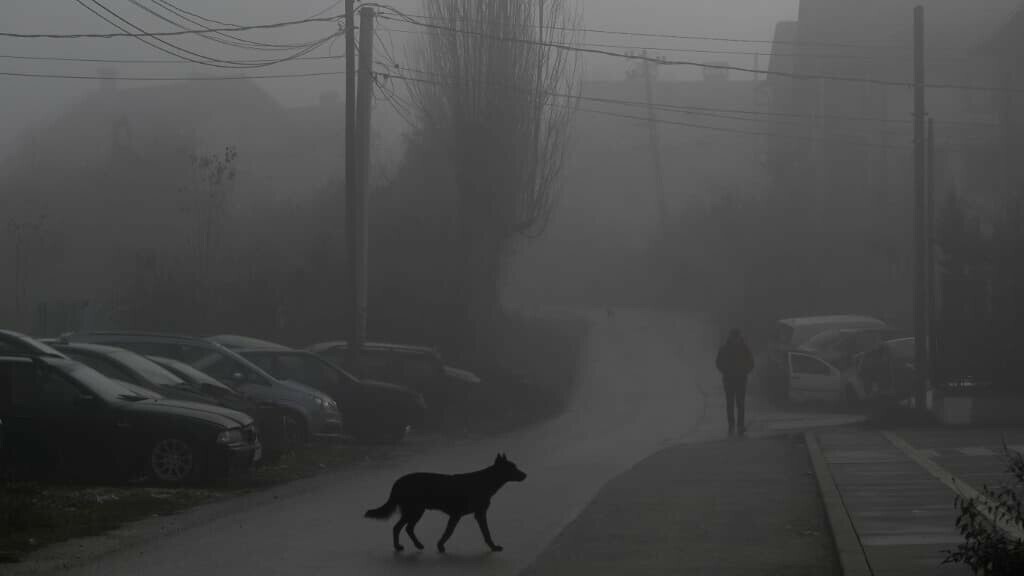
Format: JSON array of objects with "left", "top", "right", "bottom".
[{"left": 716, "top": 329, "right": 755, "bottom": 436}]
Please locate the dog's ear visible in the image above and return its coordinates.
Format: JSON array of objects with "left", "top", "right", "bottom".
[{"left": 495, "top": 453, "right": 503, "bottom": 464}]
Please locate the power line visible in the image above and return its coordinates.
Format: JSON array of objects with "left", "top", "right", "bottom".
[
  {"left": 0, "top": 12, "right": 345, "bottom": 40},
  {"left": 378, "top": 61, "right": 997, "bottom": 130},
  {"left": 377, "top": 69, "right": 914, "bottom": 151},
  {"left": 375, "top": 9, "right": 1024, "bottom": 95},
  {"left": 362, "top": 4, "right": 899, "bottom": 50},
  {"left": 375, "top": 22, "right": 963, "bottom": 63},
  {"left": 0, "top": 53, "right": 346, "bottom": 65},
  {"left": 72, "top": 0, "right": 340, "bottom": 69},
  {"left": 0, "top": 69, "right": 345, "bottom": 81},
  {"left": 74, "top": 0, "right": 265, "bottom": 69},
  {"left": 140, "top": 0, "right": 318, "bottom": 52}
]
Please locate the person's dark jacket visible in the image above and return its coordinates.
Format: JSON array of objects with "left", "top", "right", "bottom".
[{"left": 716, "top": 338, "right": 755, "bottom": 383}]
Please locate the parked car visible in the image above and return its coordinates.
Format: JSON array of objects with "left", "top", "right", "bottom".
[
  {"left": 759, "top": 315, "right": 889, "bottom": 401},
  {"left": 798, "top": 327, "right": 904, "bottom": 371},
  {"left": 148, "top": 356, "right": 300, "bottom": 461},
  {"left": 306, "top": 341, "right": 482, "bottom": 425},
  {"left": 0, "top": 352, "right": 259, "bottom": 484},
  {"left": 777, "top": 316, "right": 889, "bottom": 350},
  {"left": 47, "top": 341, "right": 215, "bottom": 404},
  {"left": 61, "top": 332, "right": 343, "bottom": 442},
  {"left": 844, "top": 337, "right": 917, "bottom": 405},
  {"left": 209, "top": 336, "right": 426, "bottom": 444},
  {"left": 307, "top": 341, "right": 448, "bottom": 399},
  {"left": 42, "top": 340, "right": 295, "bottom": 461},
  {"left": 0, "top": 329, "right": 69, "bottom": 359},
  {"left": 784, "top": 350, "right": 849, "bottom": 406}
]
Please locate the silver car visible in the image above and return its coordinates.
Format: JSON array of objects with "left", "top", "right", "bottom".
[{"left": 62, "top": 332, "right": 343, "bottom": 441}]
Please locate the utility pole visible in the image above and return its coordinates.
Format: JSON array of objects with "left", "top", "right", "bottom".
[
  {"left": 926, "top": 117, "right": 937, "bottom": 394},
  {"left": 348, "top": 6, "right": 375, "bottom": 377},
  {"left": 1000, "top": 73, "right": 1013, "bottom": 202},
  {"left": 642, "top": 50, "right": 668, "bottom": 236},
  {"left": 344, "top": 0, "right": 361, "bottom": 374},
  {"left": 913, "top": 5, "right": 928, "bottom": 411}
]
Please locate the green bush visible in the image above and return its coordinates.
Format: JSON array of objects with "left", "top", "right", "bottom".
[{"left": 944, "top": 449, "right": 1024, "bottom": 575}]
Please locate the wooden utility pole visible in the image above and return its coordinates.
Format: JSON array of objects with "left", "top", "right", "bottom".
[
  {"left": 926, "top": 117, "right": 936, "bottom": 394},
  {"left": 642, "top": 51, "right": 668, "bottom": 236},
  {"left": 913, "top": 5, "right": 928, "bottom": 410},
  {"left": 344, "top": 0, "right": 362, "bottom": 374},
  {"left": 348, "top": 6, "right": 375, "bottom": 377}
]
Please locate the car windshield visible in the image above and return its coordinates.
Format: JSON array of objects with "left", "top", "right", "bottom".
[
  {"left": 1, "top": 333, "right": 66, "bottom": 357},
  {"left": 59, "top": 361, "right": 154, "bottom": 402},
  {"left": 191, "top": 348, "right": 270, "bottom": 386},
  {"left": 110, "top": 350, "right": 187, "bottom": 388}
]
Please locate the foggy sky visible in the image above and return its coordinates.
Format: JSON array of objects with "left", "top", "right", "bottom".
[{"left": 0, "top": 0, "right": 798, "bottom": 155}]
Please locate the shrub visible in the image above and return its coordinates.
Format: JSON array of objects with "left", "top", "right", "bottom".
[{"left": 944, "top": 448, "right": 1024, "bottom": 575}]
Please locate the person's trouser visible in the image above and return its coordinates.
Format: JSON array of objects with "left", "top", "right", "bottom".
[{"left": 724, "top": 378, "right": 747, "bottom": 430}]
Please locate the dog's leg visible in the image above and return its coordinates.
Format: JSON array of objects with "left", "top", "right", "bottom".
[
  {"left": 436, "top": 514, "right": 461, "bottom": 554},
  {"left": 404, "top": 508, "right": 425, "bottom": 550},
  {"left": 392, "top": 516, "right": 408, "bottom": 552},
  {"left": 474, "top": 510, "right": 503, "bottom": 552}
]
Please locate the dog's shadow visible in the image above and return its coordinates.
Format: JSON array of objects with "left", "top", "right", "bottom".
[{"left": 382, "top": 549, "right": 498, "bottom": 568}]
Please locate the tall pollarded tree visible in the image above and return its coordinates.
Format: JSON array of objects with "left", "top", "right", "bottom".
[{"left": 405, "top": 0, "right": 580, "bottom": 359}]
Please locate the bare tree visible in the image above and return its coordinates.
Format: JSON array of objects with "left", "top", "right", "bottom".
[
  {"left": 176, "top": 146, "right": 238, "bottom": 330},
  {"left": 405, "top": 0, "right": 580, "bottom": 358}
]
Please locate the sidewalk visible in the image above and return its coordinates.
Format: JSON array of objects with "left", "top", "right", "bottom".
[
  {"left": 808, "top": 427, "right": 1024, "bottom": 576},
  {"left": 522, "top": 434, "right": 840, "bottom": 576}
]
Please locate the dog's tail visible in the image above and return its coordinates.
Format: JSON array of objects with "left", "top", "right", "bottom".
[{"left": 364, "top": 488, "right": 399, "bottom": 520}]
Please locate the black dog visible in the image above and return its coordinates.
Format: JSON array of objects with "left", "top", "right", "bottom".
[{"left": 364, "top": 453, "right": 527, "bottom": 553}]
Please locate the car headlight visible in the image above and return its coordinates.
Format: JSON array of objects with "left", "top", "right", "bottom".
[
  {"left": 325, "top": 398, "right": 339, "bottom": 412},
  {"left": 217, "top": 428, "right": 244, "bottom": 445}
]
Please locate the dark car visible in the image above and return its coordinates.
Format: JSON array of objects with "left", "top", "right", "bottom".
[
  {"left": 210, "top": 336, "right": 426, "bottom": 444},
  {"left": 307, "top": 340, "right": 485, "bottom": 429},
  {"left": 306, "top": 340, "right": 478, "bottom": 427},
  {"left": 0, "top": 353, "right": 259, "bottom": 484},
  {"left": 42, "top": 340, "right": 291, "bottom": 462},
  {"left": 845, "top": 337, "right": 917, "bottom": 404},
  {"left": 0, "top": 329, "right": 69, "bottom": 359},
  {"left": 148, "top": 356, "right": 297, "bottom": 460},
  {"left": 62, "top": 332, "right": 343, "bottom": 442}
]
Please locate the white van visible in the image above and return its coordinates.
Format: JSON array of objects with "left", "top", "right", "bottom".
[
  {"left": 759, "top": 315, "right": 888, "bottom": 403},
  {"left": 776, "top": 316, "right": 888, "bottom": 350}
]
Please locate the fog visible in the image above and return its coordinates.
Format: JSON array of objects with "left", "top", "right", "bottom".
[
  {"left": 2, "top": 1, "right": 1024, "bottom": 574},
  {"left": 0, "top": 1, "right": 797, "bottom": 155}
]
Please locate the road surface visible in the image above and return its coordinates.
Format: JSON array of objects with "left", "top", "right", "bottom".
[{"left": 31, "top": 309, "right": 741, "bottom": 576}]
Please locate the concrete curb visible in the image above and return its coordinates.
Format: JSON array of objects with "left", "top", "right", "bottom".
[{"left": 805, "top": 431, "right": 873, "bottom": 576}]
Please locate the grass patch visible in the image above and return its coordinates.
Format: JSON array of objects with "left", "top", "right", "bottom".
[
  {"left": 0, "top": 482, "right": 215, "bottom": 562},
  {"left": 0, "top": 440, "right": 394, "bottom": 563}
]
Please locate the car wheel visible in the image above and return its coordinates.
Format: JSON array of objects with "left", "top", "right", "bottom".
[{"left": 149, "top": 437, "right": 200, "bottom": 484}]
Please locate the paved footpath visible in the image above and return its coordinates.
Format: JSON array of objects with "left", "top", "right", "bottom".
[
  {"left": 522, "top": 433, "right": 840, "bottom": 576},
  {"left": 809, "top": 427, "right": 1024, "bottom": 576}
]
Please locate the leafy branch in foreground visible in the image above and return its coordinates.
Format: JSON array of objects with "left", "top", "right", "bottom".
[{"left": 944, "top": 446, "right": 1024, "bottom": 575}]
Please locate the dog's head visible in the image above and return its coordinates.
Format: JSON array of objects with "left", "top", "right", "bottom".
[{"left": 493, "top": 453, "right": 527, "bottom": 482}]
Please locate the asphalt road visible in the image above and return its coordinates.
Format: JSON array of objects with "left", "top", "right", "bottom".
[{"left": 34, "top": 309, "right": 733, "bottom": 576}]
